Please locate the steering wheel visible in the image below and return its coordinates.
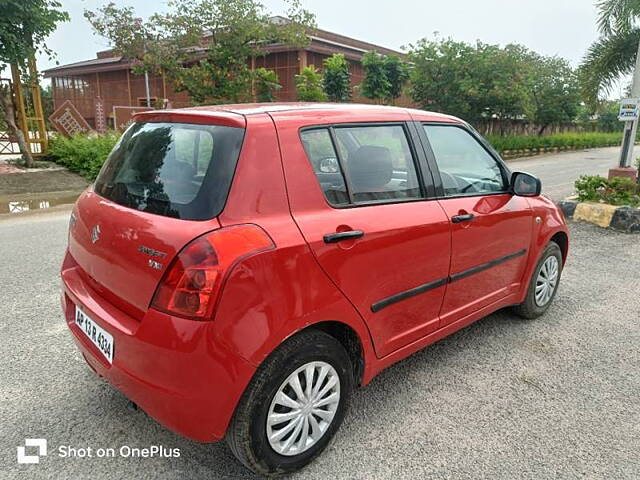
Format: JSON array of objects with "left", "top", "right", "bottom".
[
  {"left": 439, "top": 171, "right": 460, "bottom": 192},
  {"left": 459, "top": 181, "right": 481, "bottom": 193}
]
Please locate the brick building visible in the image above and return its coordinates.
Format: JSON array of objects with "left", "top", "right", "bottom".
[{"left": 44, "top": 19, "right": 405, "bottom": 129}]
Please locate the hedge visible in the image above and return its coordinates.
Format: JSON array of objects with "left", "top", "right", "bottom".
[
  {"left": 47, "top": 132, "right": 121, "bottom": 180},
  {"left": 46, "top": 130, "right": 626, "bottom": 181},
  {"left": 486, "top": 132, "right": 622, "bottom": 156}
]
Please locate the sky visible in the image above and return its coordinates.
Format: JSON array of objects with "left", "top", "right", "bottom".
[{"left": 22, "top": 0, "right": 627, "bottom": 98}]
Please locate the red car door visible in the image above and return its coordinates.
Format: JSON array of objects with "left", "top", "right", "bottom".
[
  {"left": 419, "top": 123, "right": 533, "bottom": 325},
  {"left": 273, "top": 116, "right": 451, "bottom": 358}
]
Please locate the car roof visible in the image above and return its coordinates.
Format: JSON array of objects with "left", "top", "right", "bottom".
[{"left": 134, "top": 102, "right": 462, "bottom": 125}]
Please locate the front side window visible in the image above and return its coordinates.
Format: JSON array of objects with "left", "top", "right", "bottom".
[
  {"left": 423, "top": 125, "right": 506, "bottom": 197},
  {"left": 300, "top": 125, "right": 422, "bottom": 206}
]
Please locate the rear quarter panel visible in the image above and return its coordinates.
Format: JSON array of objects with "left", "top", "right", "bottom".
[{"left": 216, "top": 113, "right": 376, "bottom": 380}]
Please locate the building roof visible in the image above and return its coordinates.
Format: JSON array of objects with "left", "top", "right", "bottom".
[
  {"left": 44, "top": 19, "right": 404, "bottom": 78},
  {"left": 44, "top": 55, "right": 128, "bottom": 77}
]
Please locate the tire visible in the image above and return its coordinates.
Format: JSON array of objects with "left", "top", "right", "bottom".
[
  {"left": 513, "top": 241, "right": 563, "bottom": 319},
  {"left": 226, "top": 329, "right": 354, "bottom": 477}
]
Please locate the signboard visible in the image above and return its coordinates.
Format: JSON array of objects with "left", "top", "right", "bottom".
[
  {"left": 49, "top": 100, "right": 93, "bottom": 137},
  {"left": 618, "top": 98, "right": 639, "bottom": 121},
  {"left": 94, "top": 97, "right": 107, "bottom": 134},
  {"left": 113, "top": 106, "right": 153, "bottom": 132}
]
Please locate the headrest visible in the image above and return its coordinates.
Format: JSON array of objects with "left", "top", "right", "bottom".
[
  {"left": 164, "top": 161, "right": 195, "bottom": 182},
  {"left": 347, "top": 146, "right": 393, "bottom": 191}
]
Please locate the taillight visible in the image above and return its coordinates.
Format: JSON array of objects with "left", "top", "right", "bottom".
[{"left": 151, "top": 224, "right": 274, "bottom": 320}]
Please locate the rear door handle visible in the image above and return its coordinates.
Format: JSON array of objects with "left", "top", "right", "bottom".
[
  {"left": 323, "top": 230, "right": 365, "bottom": 243},
  {"left": 451, "top": 213, "right": 475, "bottom": 223}
]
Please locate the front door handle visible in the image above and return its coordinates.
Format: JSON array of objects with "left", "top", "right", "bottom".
[
  {"left": 451, "top": 213, "right": 475, "bottom": 223},
  {"left": 323, "top": 230, "right": 365, "bottom": 244}
]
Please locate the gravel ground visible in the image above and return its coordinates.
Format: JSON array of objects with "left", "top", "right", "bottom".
[{"left": 1, "top": 212, "right": 638, "bottom": 479}]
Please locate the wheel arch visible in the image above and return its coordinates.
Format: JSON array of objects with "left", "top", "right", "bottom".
[
  {"left": 550, "top": 230, "right": 569, "bottom": 265},
  {"left": 297, "top": 321, "right": 366, "bottom": 387}
]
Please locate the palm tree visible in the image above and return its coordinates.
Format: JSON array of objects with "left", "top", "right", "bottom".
[{"left": 580, "top": 0, "right": 640, "bottom": 105}]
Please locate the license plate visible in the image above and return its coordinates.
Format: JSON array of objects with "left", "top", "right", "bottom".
[{"left": 75, "top": 306, "right": 114, "bottom": 364}]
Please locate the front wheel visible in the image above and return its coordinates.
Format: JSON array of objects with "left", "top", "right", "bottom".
[
  {"left": 513, "top": 240, "right": 563, "bottom": 319},
  {"left": 226, "top": 329, "right": 353, "bottom": 477}
]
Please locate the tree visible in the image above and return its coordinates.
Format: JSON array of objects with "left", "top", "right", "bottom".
[
  {"left": 579, "top": 0, "right": 640, "bottom": 106},
  {"left": 295, "top": 66, "right": 326, "bottom": 101},
  {"left": 408, "top": 38, "right": 476, "bottom": 120},
  {"left": 408, "top": 38, "right": 525, "bottom": 123},
  {"left": 254, "top": 68, "right": 281, "bottom": 102},
  {"left": 408, "top": 37, "right": 580, "bottom": 130},
  {"left": 596, "top": 100, "right": 623, "bottom": 131},
  {"left": 384, "top": 55, "right": 410, "bottom": 104},
  {"left": 323, "top": 53, "right": 351, "bottom": 102},
  {"left": 86, "top": 0, "right": 315, "bottom": 105},
  {"left": 524, "top": 55, "right": 580, "bottom": 134},
  {"left": 478, "top": 43, "right": 529, "bottom": 122},
  {"left": 0, "top": 0, "right": 68, "bottom": 166},
  {"left": 360, "top": 51, "right": 390, "bottom": 103},
  {"left": 577, "top": 100, "right": 623, "bottom": 132}
]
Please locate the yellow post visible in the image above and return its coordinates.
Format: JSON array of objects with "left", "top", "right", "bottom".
[
  {"left": 27, "top": 56, "right": 48, "bottom": 154},
  {"left": 10, "top": 64, "right": 29, "bottom": 149},
  {"left": 9, "top": 58, "right": 48, "bottom": 156}
]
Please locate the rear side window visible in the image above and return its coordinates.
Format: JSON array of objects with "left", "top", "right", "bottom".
[
  {"left": 300, "top": 125, "right": 422, "bottom": 206},
  {"left": 94, "top": 122, "right": 244, "bottom": 220}
]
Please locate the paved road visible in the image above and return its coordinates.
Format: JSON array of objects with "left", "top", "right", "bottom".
[
  {"left": 508, "top": 147, "right": 619, "bottom": 201},
  {"left": 1, "top": 210, "right": 639, "bottom": 479}
]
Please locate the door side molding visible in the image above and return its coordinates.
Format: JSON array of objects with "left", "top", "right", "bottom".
[
  {"left": 449, "top": 249, "right": 527, "bottom": 283},
  {"left": 371, "top": 249, "right": 527, "bottom": 313},
  {"left": 371, "top": 277, "right": 448, "bottom": 313}
]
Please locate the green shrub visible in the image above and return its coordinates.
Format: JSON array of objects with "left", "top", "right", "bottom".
[
  {"left": 601, "top": 177, "right": 640, "bottom": 206},
  {"left": 295, "top": 66, "right": 327, "bottom": 102},
  {"left": 486, "top": 132, "right": 622, "bottom": 154},
  {"left": 254, "top": 68, "right": 281, "bottom": 103},
  {"left": 323, "top": 53, "right": 352, "bottom": 102},
  {"left": 575, "top": 175, "right": 608, "bottom": 202},
  {"left": 47, "top": 132, "right": 121, "bottom": 180},
  {"left": 574, "top": 175, "right": 640, "bottom": 207}
]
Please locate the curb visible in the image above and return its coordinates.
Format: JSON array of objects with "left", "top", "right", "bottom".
[
  {"left": 0, "top": 203, "right": 73, "bottom": 222},
  {"left": 558, "top": 199, "right": 640, "bottom": 233},
  {"left": 501, "top": 144, "right": 620, "bottom": 160}
]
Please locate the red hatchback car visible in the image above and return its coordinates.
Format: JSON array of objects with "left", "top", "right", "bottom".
[{"left": 61, "top": 103, "right": 568, "bottom": 476}]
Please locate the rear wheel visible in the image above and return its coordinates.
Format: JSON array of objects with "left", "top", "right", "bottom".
[
  {"left": 513, "top": 241, "right": 563, "bottom": 319},
  {"left": 226, "top": 329, "right": 353, "bottom": 477}
]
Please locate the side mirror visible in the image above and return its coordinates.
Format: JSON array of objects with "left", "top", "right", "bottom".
[{"left": 510, "top": 171, "right": 541, "bottom": 197}]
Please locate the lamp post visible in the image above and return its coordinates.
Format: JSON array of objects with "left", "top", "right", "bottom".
[
  {"left": 135, "top": 17, "right": 152, "bottom": 108},
  {"left": 144, "top": 69, "right": 151, "bottom": 108}
]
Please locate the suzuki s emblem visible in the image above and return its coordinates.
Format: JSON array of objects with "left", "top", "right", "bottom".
[{"left": 91, "top": 225, "right": 101, "bottom": 244}]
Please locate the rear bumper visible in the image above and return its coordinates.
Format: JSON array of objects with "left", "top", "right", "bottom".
[{"left": 60, "top": 258, "right": 256, "bottom": 442}]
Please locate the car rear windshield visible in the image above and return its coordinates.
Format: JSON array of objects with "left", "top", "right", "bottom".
[{"left": 94, "top": 122, "right": 244, "bottom": 220}]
